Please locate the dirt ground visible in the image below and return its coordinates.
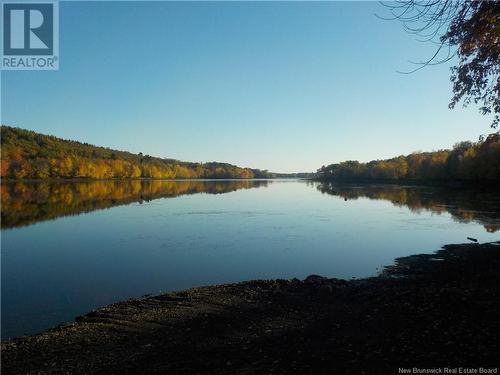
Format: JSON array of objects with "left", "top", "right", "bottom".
[{"left": 2, "top": 242, "right": 499, "bottom": 374}]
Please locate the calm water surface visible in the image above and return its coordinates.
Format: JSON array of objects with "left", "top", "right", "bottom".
[{"left": 1, "top": 179, "right": 499, "bottom": 339}]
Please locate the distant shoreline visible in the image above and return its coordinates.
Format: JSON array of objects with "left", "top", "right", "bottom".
[
  {"left": 2, "top": 126, "right": 316, "bottom": 180},
  {"left": 2, "top": 241, "right": 499, "bottom": 373}
]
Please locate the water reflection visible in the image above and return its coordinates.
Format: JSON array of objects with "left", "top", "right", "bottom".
[
  {"left": 317, "top": 182, "right": 500, "bottom": 233},
  {"left": 2, "top": 180, "right": 499, "bottom": 233},
  {"left": 1, "top": 179, "right": 269, "bottom": 229}
]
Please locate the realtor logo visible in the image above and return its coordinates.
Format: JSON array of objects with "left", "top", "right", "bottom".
[{"left": 1, "top": 0, "right": 59, "bottom": 70}]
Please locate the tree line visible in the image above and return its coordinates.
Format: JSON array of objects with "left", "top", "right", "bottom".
[
  {"left": 317, "top": 133, "right": 500, "bottom": 182},
  {"left": 0, "top": 126, "right": 274, "bottom": 179}
]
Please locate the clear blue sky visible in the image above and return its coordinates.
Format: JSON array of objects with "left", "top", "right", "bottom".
[{"left": 0, "top": 1, "right": 494, "bottom": 173}]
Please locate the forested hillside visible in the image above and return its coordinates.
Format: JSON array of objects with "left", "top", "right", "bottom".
[
  {"left": 317, "top": 133, "right": 500, "bottom": 182},
  {"left": 0, "top": 126, "right": 274, "bottom": 179}
]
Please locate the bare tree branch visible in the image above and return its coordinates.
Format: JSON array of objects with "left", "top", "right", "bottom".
[{"left": 379, "top": 0, "right": 500, "bottom": 128}]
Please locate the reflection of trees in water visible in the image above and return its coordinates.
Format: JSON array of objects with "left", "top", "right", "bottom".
[
  {"left": 317, "top": 182, "right": 500, "bottom": 233},
  {"left": 1, "top": 180, "right": 269, "bottom": 229}
]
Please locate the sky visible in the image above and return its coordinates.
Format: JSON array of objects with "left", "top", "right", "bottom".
[{"left": 0, "top": 1, "right": 495, "bottom": 173}]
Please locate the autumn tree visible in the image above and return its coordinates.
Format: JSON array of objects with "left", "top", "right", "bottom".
[
  {"left": 317, "top": 134, "right": 500, "bottom": 182},
  {"left": 1, "top": 126, "right": 271, "bottom": 180},
  {"left": 382, "top": 1, "right": 499, "bottom": 127}
]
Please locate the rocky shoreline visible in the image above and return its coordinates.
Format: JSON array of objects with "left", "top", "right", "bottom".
[{"left": 2, "top": 242, "right": 500, "bottom": 374}]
